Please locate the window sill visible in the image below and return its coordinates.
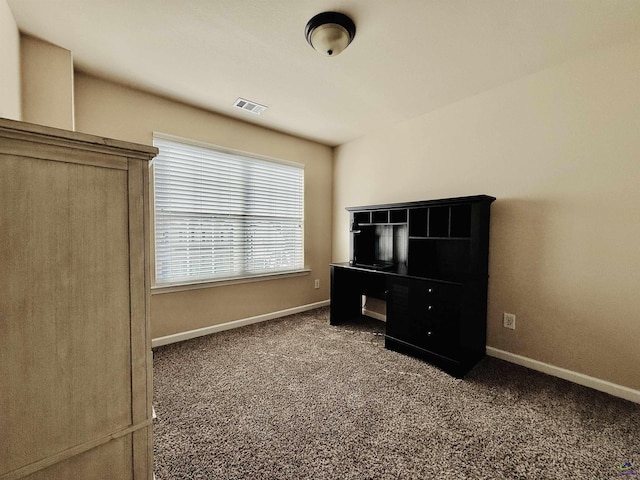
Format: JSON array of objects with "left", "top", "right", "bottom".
[{"left": 150, "top": 269, "right": 311, "bottom": 295}]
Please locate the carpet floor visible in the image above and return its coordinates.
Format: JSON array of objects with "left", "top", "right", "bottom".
[{"left": 153, "top": 307, "right": 640, "bottom": 479}]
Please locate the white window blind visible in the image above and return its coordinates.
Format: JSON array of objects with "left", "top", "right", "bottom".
[{"left": 152, "top": 134, "right": 304, "bottom": 285}]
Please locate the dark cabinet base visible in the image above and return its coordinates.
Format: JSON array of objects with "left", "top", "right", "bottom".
[
  {"left": 330, "top": 262, "right": 488, "bottom": 378},
  {"left": 384, "top": 335, "right": 484, "bottom": 378}
]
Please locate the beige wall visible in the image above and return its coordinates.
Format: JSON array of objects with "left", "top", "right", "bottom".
[
  {"left": 20, "top": 34, "right": 74, "bottom": 130},
  {"left": 333, "top": 38, "right": 640, "bottom": 391},
  {"left": 0, "top": 0, "right": 21, "bottom": 120},
  {"left": 74, "top": 72, "right": 333, "bottom": 339}
]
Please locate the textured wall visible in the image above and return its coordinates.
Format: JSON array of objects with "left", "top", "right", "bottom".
[
  {"left": 20, "top": 34, "right": 74, "bottom": 130},
  {"left": 0, "top": 0, "right": 20, "bottom": 120}
]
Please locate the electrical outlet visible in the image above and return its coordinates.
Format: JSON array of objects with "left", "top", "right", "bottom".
[
  {"left": 503, "top": 312, "right": 516, "bottom": 330},
  {"left": 314, "top": 279, "right": 320, "bottom": 289}
]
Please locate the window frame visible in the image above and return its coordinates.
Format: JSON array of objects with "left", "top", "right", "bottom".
[{"left": 149, "top": 132, "right": 307, "bottom": 291}]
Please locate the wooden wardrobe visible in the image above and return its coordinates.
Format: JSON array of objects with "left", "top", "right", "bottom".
[{"left": 0, "top": 119, "right": 157, "bottom": 480}]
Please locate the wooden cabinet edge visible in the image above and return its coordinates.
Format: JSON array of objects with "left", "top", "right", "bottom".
[{"left": 0, "top": 119, "right": 156, "bottom": 480}]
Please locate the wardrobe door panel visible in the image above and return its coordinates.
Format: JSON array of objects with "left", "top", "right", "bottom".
[
  {"left": 0, "top": 156, "right": 133, "bottom": 474},
  {"left": 22, "top": 436, "right": 134, "bottom": 480}
]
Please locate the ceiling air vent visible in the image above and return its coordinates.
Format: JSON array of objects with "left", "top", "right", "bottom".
[{"left": 233, "top": 98, "right": 267, "bottom": 115}]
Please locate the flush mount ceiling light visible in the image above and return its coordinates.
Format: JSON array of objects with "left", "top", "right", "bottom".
[{"left": 305, "top": 11, "right": 356, "bottom": 57}]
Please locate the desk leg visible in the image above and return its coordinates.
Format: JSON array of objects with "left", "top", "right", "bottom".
[{"left": 330, "top": 266, "right": 362, "bottom": 325}]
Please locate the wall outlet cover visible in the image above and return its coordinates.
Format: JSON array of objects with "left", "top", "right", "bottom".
[{"left": 503, "top": 312, "right": 516, "bottom": 330}]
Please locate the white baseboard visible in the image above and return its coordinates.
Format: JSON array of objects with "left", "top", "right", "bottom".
[
  {"left": 362, "top": 308, "right": 386, "bottom": 322},
  {"left": 152, "top": 300, "right": 330, "bottom": 348},
  {"left": 486, "top": 346, "right": 640, "bottom": 404}
]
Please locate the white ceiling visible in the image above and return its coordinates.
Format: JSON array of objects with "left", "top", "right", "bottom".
[{"left": 8, "top": 0, "right": 640, "bottom": 146}]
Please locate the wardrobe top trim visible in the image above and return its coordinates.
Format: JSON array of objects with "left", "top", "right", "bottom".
[{"left": 0, "top": 117, "right": 158, "bottom": 161}]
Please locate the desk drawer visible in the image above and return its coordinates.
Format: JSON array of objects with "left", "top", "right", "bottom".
[
  {"left": 408, "top": 280, "right": 462, "bottom": 356},
  {"left": 410, "top": 281, "right": 461, "bottom": 317}
]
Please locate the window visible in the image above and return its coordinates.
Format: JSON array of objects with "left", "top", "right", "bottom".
[{"left": 152, "top": 134, "right": 304, "bottom": 286}]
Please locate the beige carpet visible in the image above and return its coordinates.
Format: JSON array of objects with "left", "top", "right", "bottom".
[{"left": 153, "top": 307, "right": 640, "bottom": 479}]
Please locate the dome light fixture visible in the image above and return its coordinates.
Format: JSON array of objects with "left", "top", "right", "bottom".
[{"left": 305, "top": 12, "right": 356, "bottom": 57}]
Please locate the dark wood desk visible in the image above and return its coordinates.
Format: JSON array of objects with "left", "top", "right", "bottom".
[{"left": 330, "top": 195, "right": 495, "bottom": 377}]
